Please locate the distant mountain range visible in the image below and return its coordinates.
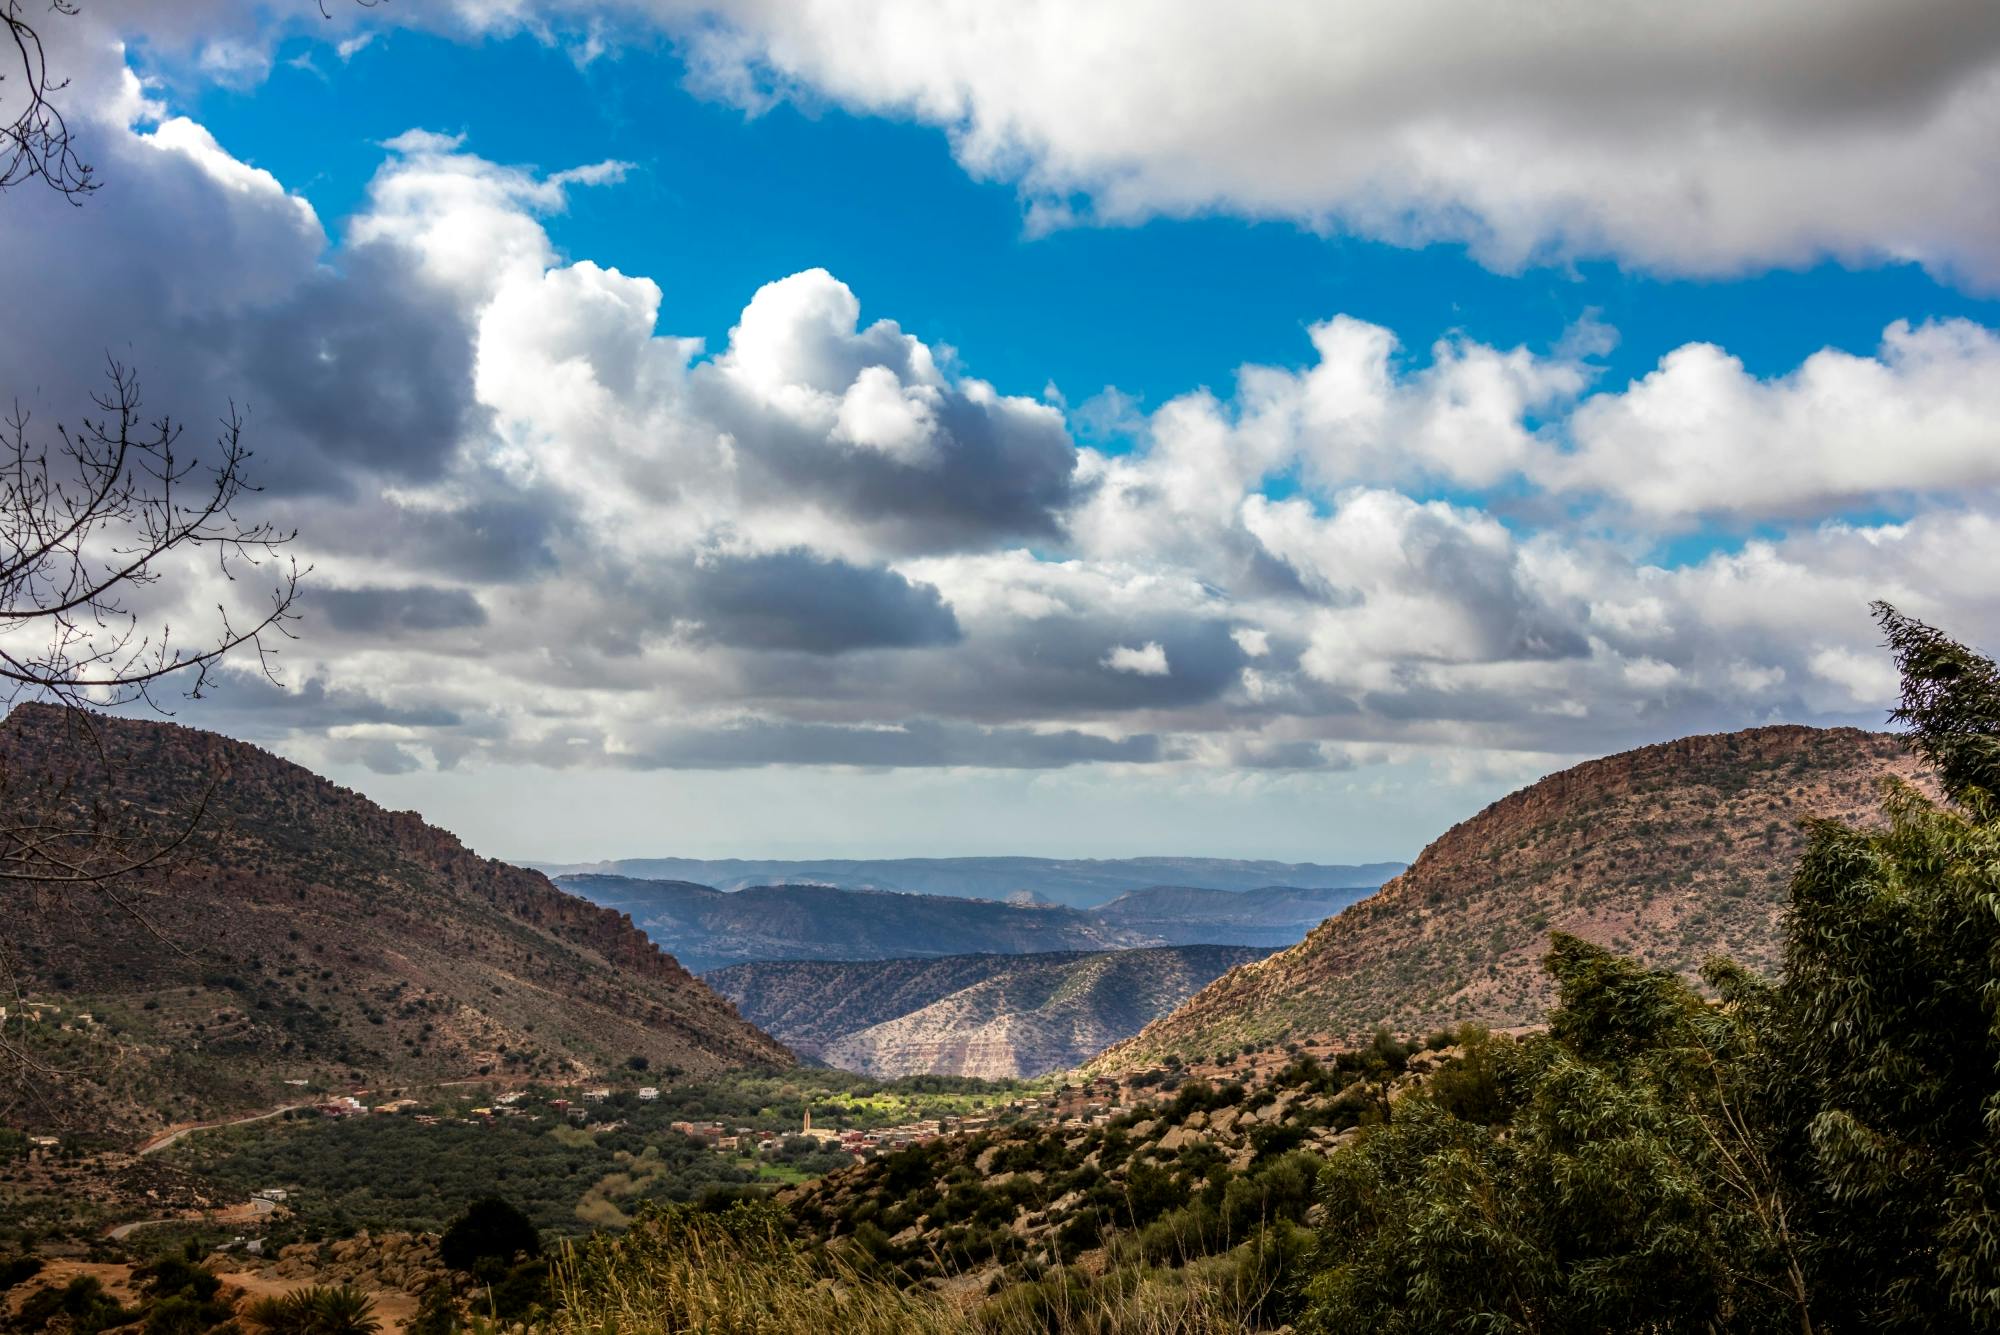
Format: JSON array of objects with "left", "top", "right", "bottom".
[
  {"left": 707, "top": 946, "right": 1271, "bottom": 1079},
  {"left": 0, "top": 706, "right": 789, "bottom": 1133},
  {"left": 529, "top": 856, "right": 1402, "bottom": 909},
  {"left": 556, "top": 874, "right": 1371, "bottom": 972},
  {"left": 1090, "top": 883, "right": 1375, "bottom": 946},
  {"left": 1095, "top": 725, "right": 1928, "bottom": 1071}
]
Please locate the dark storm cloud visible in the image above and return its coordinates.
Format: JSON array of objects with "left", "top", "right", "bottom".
[
  {"left": 706, "top": 609, "right": 1251, "bottom": 723},
  {"left": 931, "top": 615, "right": 1249, "bottom": 716},
  {"left": 681, "top": 550, "right": 961, "bottom": 654},
  {"left": 692, "top": 370, "right": 1080, "bottom": 554},
  {"left": 187, "top": 673, "right": 463, "bottom": 732},
  {"left": 616, "top": 718, "right": 1162, "bottom": 770},
  {"left": 1229, "top": 738, "right": 1348, "bottom": 770},
  {"left": 391, "top": 493, "right": 566, "bottom": 584},
  {"left": 311, "top": 584, "right": 488, "bottom": 635},
  {"left": 0, "top": 128, "right": 484, "bottom": 502},
  {"left": 224, "top": 242, "right": 485, "bottom": 490}
]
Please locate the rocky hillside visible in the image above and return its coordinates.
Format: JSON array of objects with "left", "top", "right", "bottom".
[
  {"left": 559, "top": 876, "right": 1166, "bottom": 972},
  {"left": 782, "top": 1032, "right": 1450, "bottom": 1301},
  {"left": 0, "top": 706, "right": 788, "bottom": 1134},
  {"left": 707, "top": 945, "right": 1270, "bottom": 1079},
  {"left": 1095, "top": 725, "right": 1924, "bottom": 1068}
]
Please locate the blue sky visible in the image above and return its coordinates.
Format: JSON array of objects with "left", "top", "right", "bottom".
[
  {"left": 177, "top": 28, "right": 1999, "bottom": 453},
  {"left": 9, "top": 2, "right": 2000, "bottom": 862}
]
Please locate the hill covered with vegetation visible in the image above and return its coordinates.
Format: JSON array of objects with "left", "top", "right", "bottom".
[
  {"left": 1096, "top": 722, "right": 1925, "bottom": 1068},
  {"left": 0, "top": 707, "right": 789, "bottom": 1135}
]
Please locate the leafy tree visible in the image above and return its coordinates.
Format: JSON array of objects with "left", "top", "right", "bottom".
[
  {"left": 1303, "top": 604, "right": 2000, "bottom": 1333},
  {"left": 439, "top": 1196, "right": 542, "bottom": 1276},
  {"left": 1764, "top": 604, "right": 2000, "bottom": 1330}
]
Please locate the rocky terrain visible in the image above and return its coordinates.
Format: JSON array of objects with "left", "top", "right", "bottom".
[
  {"left": 536, "top": 856, "right": 1400, "bottom": 909},
  {"left": 708, "top": 946, "right": 1270, "bottom": 1078},
  {"left": 1095, "top": 725, "right": 1926, "bottom": 1069},
  {"left": 781, "top": 1032, "right": 1452, "bottom": 1299},
  {"left": 0, "top": 705, "right": 788, "bottom": 1134}
]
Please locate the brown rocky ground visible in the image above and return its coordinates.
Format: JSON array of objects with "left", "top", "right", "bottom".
[
  {"left": 0, "top": 705, "right": 788, "bottom": 1135},
  {"left": 1095, "top": 725, "right": 1926, "bottom": 1069}
]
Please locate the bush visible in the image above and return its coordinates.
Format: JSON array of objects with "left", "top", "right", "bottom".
[
  {"left": 547, "top": 1202, "right": 958, "bottom": 1335},
  {"left": 439, "top": 1197, "right": 541, "bottom": 1277},
  {"left": 245, "top": 1284, "right": 382, "bottom": 1335}
]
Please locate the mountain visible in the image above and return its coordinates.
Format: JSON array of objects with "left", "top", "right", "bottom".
[
  {"left": 559, "top": 874, "right": 1375, "bottom": 970},
  {"left": 0, "top": 705, "right": 788, "bottom": 1133},
  {"left": 1090, "top": 883, "right": 1375, "bottom": 946},
  {"left": 555, "top": 875, "right": 1160, "bottom": 973},
  {"left": 1094, "top": 725, "right": 1925, "bottom": 1069},
  {"left": 707, "top": 946, "right": 1272, "bottom": 1079},
  {"left": 530, "top": 856, "right": 1403, "bottom": 909}
]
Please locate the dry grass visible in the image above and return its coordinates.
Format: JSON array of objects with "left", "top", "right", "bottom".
[
  {"left": 544, "top": 1203, "right": 1274, "bottom": 1335},
  {"left": 547, "top": 1204, "right": 959, "bottom": 1335}
]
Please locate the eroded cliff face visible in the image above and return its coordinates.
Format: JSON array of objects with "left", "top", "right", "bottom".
[
  {"left": 1096, "top": 725, "right": 1926, "bottom": 1070},
  {"left": 0, "top": 704, "right": 788, "bottom": 1132},
  {"left": 711, "top": 946, "right": 1270, "bottom": 1079}
]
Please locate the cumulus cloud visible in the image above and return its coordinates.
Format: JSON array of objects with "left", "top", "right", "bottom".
[
  {"left": 1103, "top": 642, "right": 1170, "bottom": 677},
  {"left": 7, "top": 27, "right": 1998, "bottom": 794},
  {"left": 1556, "top": 319, "right": 2000, "bottom": 521},
  {"left": 33, "top": 3, "right": 2000, "bottom": 287},
  {"left": 674, "top": 550, "right": 961, "bottom": 654},
  {"left": 505, "top": 0, "right": 2000, "bottom": 287}
]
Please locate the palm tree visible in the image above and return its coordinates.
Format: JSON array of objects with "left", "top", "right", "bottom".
[{"left": 244, "top": 1284, "right": 380, "bottom": 1335}]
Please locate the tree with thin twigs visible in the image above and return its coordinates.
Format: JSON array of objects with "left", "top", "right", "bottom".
[
  {"left": 0, "top": 362, "right": 303, "bottom": 1117},
  {"left": 4, "top": 0, "right": 387, "bottom": 202},
  {"left": 2, "top": 1, "right": 94, "bottom": 201}
]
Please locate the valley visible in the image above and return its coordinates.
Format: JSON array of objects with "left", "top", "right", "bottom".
[
  {"left": 0, "top": 661, "right": 1984, "bottom": 1335},
  {"left": 707, "top": 945, "right": 1272, "bottom": 1078}
]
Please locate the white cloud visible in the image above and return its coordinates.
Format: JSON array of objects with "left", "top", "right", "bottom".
[
  {"left": 1557, "top": 319, "right": 2000, "bottom": 521},
  {"left": 45, "top": 3, "right": 2000, "bottom": 286},
  {"left": 1103, "top": 642, "right": 1171, "bottom": 677},
  {"left": 8, "top": 47, "right": 1999, "bottom": 802},
  {"left": 595, "top": 0, "right": 2000, "bottom": 287}
]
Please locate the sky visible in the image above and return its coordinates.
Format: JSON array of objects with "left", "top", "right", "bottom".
[{"left": 4, "top": 1, "right": 1999, "bottom": 864}]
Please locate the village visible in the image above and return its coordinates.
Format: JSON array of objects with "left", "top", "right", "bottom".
[{"left": 295, "top": 1073, "right": 1143, "bottom": 1167}]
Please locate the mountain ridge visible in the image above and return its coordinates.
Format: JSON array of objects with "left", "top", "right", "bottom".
[
  {"left": 561, "top": 874, "right": 1367, "bottom": 971},
  {"left": 530, "top": 855, "right": 1402, "bottom": 909},
  {"left": 0, "top": 705, "right": 789, "bottom": 1133},
  {"left": 1093, "top": 724, "right": 1926, "bottom": 1070}
]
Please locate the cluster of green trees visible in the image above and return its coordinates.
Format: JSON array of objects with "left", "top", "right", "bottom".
[
  {"left": 174, "top": 1112, "right": 764, "bottom": 1236},
  {"left": 1305, "top": 605, "right": 2000, "bottom": 1332}
]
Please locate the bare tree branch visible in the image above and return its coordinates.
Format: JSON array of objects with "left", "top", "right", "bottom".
[
  {"left": 3, "top": 1, "right": 387, "bottom": 201},
  {"left": 2, "top": 0, "right": 94, "bottom": 200}
]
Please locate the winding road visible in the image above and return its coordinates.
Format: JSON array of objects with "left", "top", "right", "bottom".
[
  {"left": 105, "top": 1195, "right": 278, "bottom": 1241},
  {"left": 136, "top": 1102, "right": 309, "bottom": 1157}
]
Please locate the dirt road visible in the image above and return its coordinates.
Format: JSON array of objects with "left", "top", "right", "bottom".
[
  {"left": 105, "top": 1194, "right": 278, "bottom": 1241},
  {"left": 136, "top": 1103, "right": 309, "bottom": 1157}
]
